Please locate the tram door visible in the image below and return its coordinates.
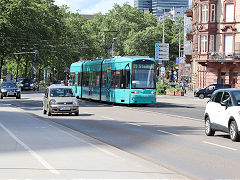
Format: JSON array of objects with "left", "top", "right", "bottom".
[
  {"left": 106, "top": 70, "right": 111, "bottom": 102},
  {"left": 88, "top": 72, "right": 93, "bottom": 96}
]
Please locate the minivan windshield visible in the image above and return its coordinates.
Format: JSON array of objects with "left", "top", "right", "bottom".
[{"left": 50, "top": 88, "right": 74, "bottom": 97}]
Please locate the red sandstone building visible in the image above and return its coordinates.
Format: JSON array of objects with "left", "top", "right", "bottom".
[{"left": 187, "top": 0, "right": 240, "bottom": 89}]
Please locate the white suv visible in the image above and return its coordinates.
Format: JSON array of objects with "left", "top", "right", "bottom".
[{"left": 204, "top": 89, "right": 240, "bottom": 141}]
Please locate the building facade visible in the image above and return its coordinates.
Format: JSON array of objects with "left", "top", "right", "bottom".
[
  {"left": 152, "top": 0, "right": 189, "bottom": 17},
  {"left": 187, "top": 0, "right": 240, "bottom": 90},
  {"left": 134, "top": 0, "right": 153, "bottom": 13}
]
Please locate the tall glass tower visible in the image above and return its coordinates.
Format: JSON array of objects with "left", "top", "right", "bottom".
[
  {"left": 134, "top": 0, "right": 152, "bottom": 13},
  {"left": 152, "top": 0, "right": 189, "bottom": 17}
]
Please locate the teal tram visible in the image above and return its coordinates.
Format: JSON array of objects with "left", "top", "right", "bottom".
[{"left": 70, "top": 57, "right": 157, "bottom": 105}]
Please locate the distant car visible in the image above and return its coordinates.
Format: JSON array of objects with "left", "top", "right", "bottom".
[
  {"left": 20, "top": 78, "right": 39, "bottom": 91},
  {"left": 0, "top": 81, "right": 21, "bottom": 99},
  {"left": 43, "top": 85, "right": 79, "bottom": 116},
  {"left": 194, "top": 84, "right": 232, "bottom": 99},
  {"left": 204, "top": 89, "right": 240, "bottom": 141}
]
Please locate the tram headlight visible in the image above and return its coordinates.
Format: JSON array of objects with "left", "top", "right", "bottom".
[
  {"left": 151, "top": 91, "right": 156, "bottom": 94},
  {"left": 131, "top": 91, "right": 137, "bottom": 94}
]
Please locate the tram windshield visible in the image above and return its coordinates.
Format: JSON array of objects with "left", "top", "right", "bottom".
[{"left": 132, "top": 60, "right": 155, "bottom": 89}]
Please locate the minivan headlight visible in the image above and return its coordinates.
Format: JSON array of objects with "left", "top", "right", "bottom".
[
  {"left": 1, "top": 89, "right": 7, "bottom": 92},
  {"left": 73, "top": 100, "right": 78, "bottom": 106},
  {"left": 50, "top": 99, "right": 57, "bottom": 105}
]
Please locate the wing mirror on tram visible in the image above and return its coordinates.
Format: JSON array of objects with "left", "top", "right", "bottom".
[{"left": 123, "top": 63, "right": 130, "bottom": 76}]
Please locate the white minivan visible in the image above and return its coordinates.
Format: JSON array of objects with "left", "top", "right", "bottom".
[
  {"left": 204, "top": 89, "right": 240, "bottom": 141},
  {"left": 43, "top": 85, "right": 79, "bottom": 116}
]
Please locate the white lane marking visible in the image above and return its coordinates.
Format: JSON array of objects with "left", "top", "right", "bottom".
[
  {"left": 48, "top": 124, "right": 125, "bottom": 161},
  {"left": 102, "top": 116, "right": 114, "bottom": 120},
  {"left": 203, "top": 141, "right": 237, "bottom": 151},
  {"left": 176, "top": 129, "right": 204, "bottom": 132},
  {"left": 157, "top": 130, "right": 180, "bottom": 137},
  {"left": 0, "top": 123, "right": 59, "bottom": 175},
  {"left": 117, "top": 106, "right": 203, "bottom": 121},
  {"left": 126, "top": 123, "right": 141, "bottom": 127}
]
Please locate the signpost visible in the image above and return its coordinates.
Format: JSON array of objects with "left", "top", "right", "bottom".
[{"left": 155, "top": 43, "right": 169, "bottom": 62}]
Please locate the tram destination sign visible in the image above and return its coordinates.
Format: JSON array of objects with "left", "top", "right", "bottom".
[{"left": 155, "top": 43, "right": 169, "bottom": 61}]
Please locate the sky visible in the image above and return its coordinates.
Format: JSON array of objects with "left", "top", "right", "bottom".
[
  {"left": 54, "top": 0, "right": 134, "bottom": 14},
  {"left": 54, "top": 0, "right": 192, "bottom": 15}
]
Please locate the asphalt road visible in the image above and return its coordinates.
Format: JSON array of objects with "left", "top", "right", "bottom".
[{"left": 2, "top": 91, "right": 240, "bottom": 179}]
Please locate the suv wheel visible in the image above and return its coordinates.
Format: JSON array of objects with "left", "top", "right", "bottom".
[
  {"left": 199, "top": 94, "right": 205, "bottom": 99},
  {"left": 229, "top": 121, "right": 240, "bottom": 142},
  {"left": 75, "top": 111, "right": 79, "bottom": 116},
  {"left": 0, "top": 94, "right": 3, "bottom": 99},
  {"left": 205, "top": 117, "right": 215, "bottom": 136}
]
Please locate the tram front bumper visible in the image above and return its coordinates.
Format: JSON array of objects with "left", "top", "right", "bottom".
[{"left": 130, "top": 94, "right": 156, "bottom": 104}]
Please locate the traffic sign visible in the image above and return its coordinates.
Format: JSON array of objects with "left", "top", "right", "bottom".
[
  {"left": 155, "top": 43, "right": 169, "bottom": 61},
  {"left": 3, "top": 74, "right": 6, "bottom": 78},
  {"left": 160, "top": 67, "right": 165, "bottom": 74}
]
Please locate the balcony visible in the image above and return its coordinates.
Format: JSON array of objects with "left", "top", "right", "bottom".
[
  {"left": 198, "top": 23, "right": 217, "bottom": 33},
  {"left": 208, "top": 51, "right": 240, "bottom": 61},
  {"left": 185, "top": 9, "right": 193, "bottom": 18}
]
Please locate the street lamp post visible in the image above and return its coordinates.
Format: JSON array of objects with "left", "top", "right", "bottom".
[
  {"left": 111, "top": 38, "right": 117, "bottom": 57},
  {"left": 157, "top": 8, "right": 166, "bottom": 44}
]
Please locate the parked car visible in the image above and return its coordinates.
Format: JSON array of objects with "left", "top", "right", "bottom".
[
  {"left": 20, "top": 78, "right": 39, "bottom": 91},
  {"left": 204, "top": 89, "right": 240, "bottom": 141},
  {"left": 194, "top": 84, "right": 232, "bottom": 99},
  {"left": 43, "top": 85, "right": 79, "bottom": 116},
  {"left": 0, "top": 81, "right": 21, "bottom": 99}
]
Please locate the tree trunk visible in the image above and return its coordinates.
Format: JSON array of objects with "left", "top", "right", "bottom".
[
  {"left": 16, "top": 56, "right": 20, "bottom": 81},
  {"left": 24, "top": 57, "right": 28, "bottom": 78},
  {"left": 0, "top": 56, "right": 4, "bottom": 79}
]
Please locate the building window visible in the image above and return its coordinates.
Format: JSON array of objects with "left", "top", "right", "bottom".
[
  {"left": 209, "top": 35, "right": 215, "bottom": 52},
  {"left": 225, "top": 35, "right": 233, "bottom": 56},
  {"left": 201, "top": 35, "right": 207, "bottom": 54},
  {"left": 225, "top": 4, "right": 234, "bottom": 22},
  {"left": 210, "top": 4, "right": 216, "bottom": 22},
  {"left": 201, "top": 4, "right": 208, "bottom": 23}
]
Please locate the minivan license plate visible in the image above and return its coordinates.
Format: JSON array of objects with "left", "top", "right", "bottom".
[{"left": 59, "top": 107, "right": 71, "bottom": 111}]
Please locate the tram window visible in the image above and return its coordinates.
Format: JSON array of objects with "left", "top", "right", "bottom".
[
  {"left": 101, "top": 71, "right": 107, "bottom": 88},
  {"left": 78, "top": 72, "right": 81, "bottom": 86},
  {"left": 82, "top": 72, "right": 90, "bottom": 87},
  {"left": 111, "top": 70, "right": 120, "bottom": 88},
  {"left": 120, "top": 70, "right": 130, "bottom": 89},
  {"left": 93, "top": 71, "right": 101, "bottom": 88},
  {"left": 111, "top": 71, "right": 116, "bottom": 88},
  {"left": 115, "top": 70, "right": 120, "bottom": 88}
]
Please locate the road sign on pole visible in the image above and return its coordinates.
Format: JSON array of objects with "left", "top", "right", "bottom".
[{"left": 155, "top": 43, "right": 169, "bottom": 62}]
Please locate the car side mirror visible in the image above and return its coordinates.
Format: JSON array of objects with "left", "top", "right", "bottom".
[{"left": 220, "top": 101, "right": 227, "bottom": 106}]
